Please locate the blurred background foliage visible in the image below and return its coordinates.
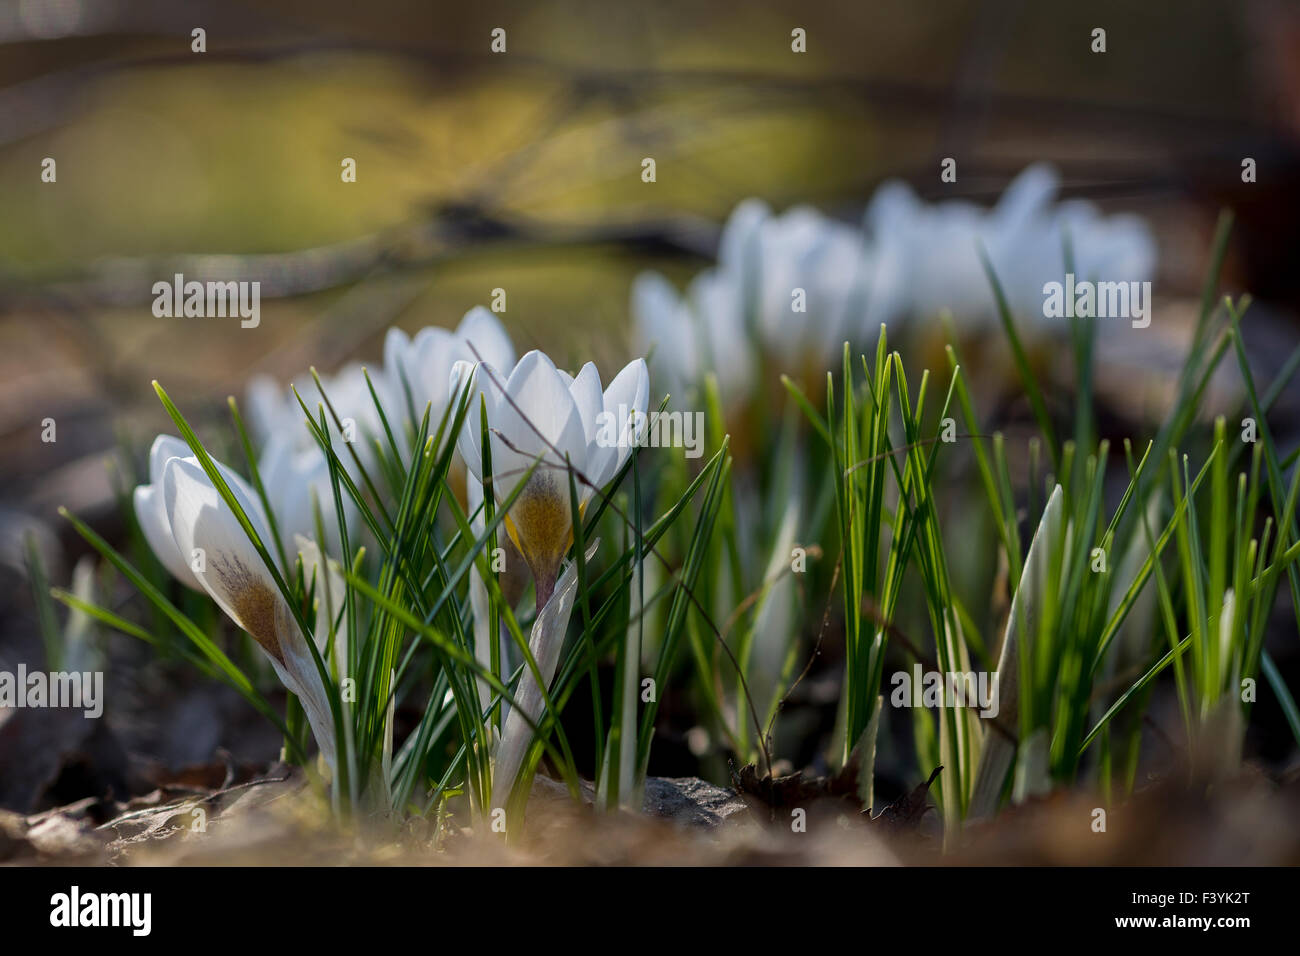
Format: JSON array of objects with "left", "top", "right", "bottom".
[{"left": 0, "top": 0, "right": 1287, "bottom": 403}]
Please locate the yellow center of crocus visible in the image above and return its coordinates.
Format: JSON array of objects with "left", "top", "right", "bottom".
[{"left": 502, "top": 467, "right": 576, "bottom": 593}]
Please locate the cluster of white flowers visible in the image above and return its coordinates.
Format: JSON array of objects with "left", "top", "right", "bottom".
[
  {"left": 633, "top": 163, "right": 1156, "bottom": 405},
  {"left": 134, "top": 306, "right": 651, "bottom": 785},
  {"left": 125, "top": 167, "right": 1151, "bottom": 796}
]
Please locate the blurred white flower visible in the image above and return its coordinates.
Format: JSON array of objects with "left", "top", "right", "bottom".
[
  {"left": 259, "top": 435, "right": 355, "bottom": 557},
  {"left": 634, "top": 199, "right": 872, "bottom": 405},
  {"left": 452, "top": 349, "right": 649, "bottom": 600},
  {"left": 134, "top": 436, "right": 337, "bottom": 768},
  {"left": 632, "top": 268, "right": 751, "bottom": 404},
  {"left": 634, "top": 164, "right": 1158, "bottom": 401},
  {"left": 731, "top": 200, "right": 872, "bottom": 370},
  {"left": 865, "top": 163, "right": 1157, "bottom": 329},
  {"left": 1056, "top": 200, "right": 1157, "bottom": 287},
  {"left": 246, "top": 363, "right": 400, "bottom": 472},
  {"left": 383, "top": 306, "right": 516, "bottom": 452},
  {"left": 243, "top": 308, "right": 513, "bottom": 495},
  {"left": 867, "top": 184, "right": 992, "bottom": 325}
]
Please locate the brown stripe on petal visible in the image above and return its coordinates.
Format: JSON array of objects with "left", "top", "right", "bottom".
[{"left": 211, "top": 555, "right": 285, "bottom": 664}]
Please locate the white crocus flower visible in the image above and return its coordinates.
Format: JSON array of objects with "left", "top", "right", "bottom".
[
  {"left": 383, "top": 307, "right": 516, "bottom": 443},
  {"left": 451, "top": 349, "right": 649, "bottom": 603},
  {"left": 1055, "top": 200, "right": 1156, "bottom": 284},
  {"left": 134, "top": 436, "right": 337, "bottom": 769},
  {"left": 245, "top": 371, "right": 331, "bottom": 452},
  {"left": 630, "top": 199, "right": 774, "bottom": 406},
  {"left": 449, "top": 350, "right": 648, "bottom": 811},
  {"left": 246, "top": 363, "right": 400, "bottom": 472},
  {"left": 980, "top": 164, "right": 1083, "bottom": 319},
  {"left": 992, "top": 168, "right": 1156, "bottom": 326},
  {"left": 385, "top": 308, "right": 517, "bottom": 725},
  {"left": 864, "top": 163, "right": 1157, "bottom": 331},
  {"left": 632, "top": 272, "right": 699, "bottom": 403},
  {"left": 866, "top": 178, "right": 1023, "bottom": 326},
  {"left": 635, "top": 199, "right": 870, "bottom": 406},
  {"left": 742, "top": 203, "right": 873, "bottom": 371},
  {"left": 245, "top": 373, "right": 298, "bottom": 449},
  {"left": 636, "top": 164, "right": 1157, "bottom": 400},
  {"left": 313, "top": 363, "right": 400, "bottom": 467},
  {"left": 860, "top": 180, "right": 924, "bottom": 328},
  {"left": 259, "top": 435, "right": 355, "bottom": 557},
  {"left": 633, "top": 266, "right": 755, "bottom": 407}
]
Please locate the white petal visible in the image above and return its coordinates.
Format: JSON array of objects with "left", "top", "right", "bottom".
[
  {"left": 592, "top": 358, "right": 649, "bottom": 488},
  {"left": 606, "top": 357, "right": 650, "bottom": 424},
  {"left": 690, "top": 270, "right": 754, "bottom": 401},
  {"left": 451, "top": 360, "right": 491, "bottom": 479},
  {"left": 148, "top": 434, "right": 190, "bottom": 483},
  {"left": 412, "top": 327, "right": 459, "bottom": 433},
  {"left": 467, "top": 470, "right": 485, "bottom": 531},
  {"left": 718, "top": 198, "right": 772, "bottom": 272},
  {"left": 567, "top": 361, "right": 605, "bottom": 448},
  {"left": 456, "top": 305, "right": 516, "bottom": 371},
  {"left": 465, "top": 477, "right": 494, "bottom": 714},
  {"left": 261, "top": 439, "right": 344, "bottom": 551},
  {"left": 245, "top": 374, "right": 290, "bottom": 445},
  {"left": 267, "top": 623, "right": 337, "bottom": 771},
  {"left": 631, "top": 271, "right": 680, "bottom": 331},
  {"left": 134, "top": 483, "right": 203, "bottom": 590},
  {"left": 864, "top": 179, "right": 922, "bottom": 240},
  {"left": 992, "top": 163, "right": 1059, "bottom": 232},
  {"left": 632, "top": 272, "right": 696, "bottom": 397},
  {"left": 258, "top": 432, "right": 292, "bottom": 490},
  {"left": 383, "top": 327, "right": 414, "bottom": 393},
  {"left": 492, "top": 350, "right": 587, "bottom": 490},
  {"left": 156, "top": 437, "right": 271, "bottom": 534}
]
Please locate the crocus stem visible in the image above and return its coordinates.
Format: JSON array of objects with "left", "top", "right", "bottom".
[
  {"left": 490, "top": 564, "right": 561, "bottom": 815},
  {"left": 535, "top": 567, "right": 557, "bottom": 616}
]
